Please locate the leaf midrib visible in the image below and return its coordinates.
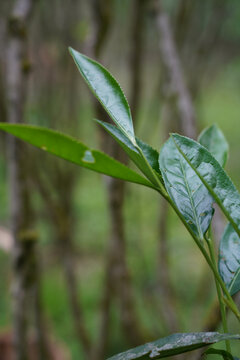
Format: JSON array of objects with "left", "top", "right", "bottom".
[{"left": 179, "top": 156, "right": 203, "bottom": 240}]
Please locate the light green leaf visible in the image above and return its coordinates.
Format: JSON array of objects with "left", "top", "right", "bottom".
[
  {"left": 159, "top": 137, "right": 214, "bottom": 240},
  {"left": 107, "top": 332, "right": 240, "bottom": 360},
  {"left": 0, "top": 124, "right": 154, "bottom": 189},
  {"left": 172, "top": 134, "right": 240, "bottom": 238},
  {"left": 69, "top": 48, "right": 136, "bottom": 144},
  {"left": 219, "top": 223, "right": 240, "bottom": 296},
  {"left": 198, "top": 124, "right": 229, "bottom": 167},
  {"left": 96, "top": 120, "right": 162, "bottom": 187}
]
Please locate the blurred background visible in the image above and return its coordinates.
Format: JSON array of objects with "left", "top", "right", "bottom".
[{"left": 0, "top": 0, "right": 240, "bottom": 359}]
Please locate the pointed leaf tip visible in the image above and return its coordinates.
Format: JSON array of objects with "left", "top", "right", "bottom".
[{"left": 69, "top": 47, "right": 135, "bottom": 144}]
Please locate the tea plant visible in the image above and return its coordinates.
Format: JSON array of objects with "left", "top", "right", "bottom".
[{"left": 1, "top": 48, "right": 240, "bottom": 359}]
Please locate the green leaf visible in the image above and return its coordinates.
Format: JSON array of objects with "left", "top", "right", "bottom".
[
  {"left": 172, "top": 134, "right": 240, "bottom": 239},
  {"left": 69, "top": 47, "right": 136, "bottom": 144},
  {"left": 107, "top": 332, "right": 240, "bottom": 360},
  {"left": 0, "top": 124, "right": 154, "bottom": 189},
  {"left": 136, "top": 138, "right": 160, "bottom": 174},
  {"left": 159, "top": 137, "right": 214, "bottom": 240},
  {"left": 198, "top": 124, "right": 229, "bottom": 167},
  {"left": 96, "top": 120, "right": 162, "bottom": 187},
  {"left": 204, "top": 348, "right": 236, "bottom": 360},
  {"left": 219, "top": 223, "right": 240, "bottom": 296}
]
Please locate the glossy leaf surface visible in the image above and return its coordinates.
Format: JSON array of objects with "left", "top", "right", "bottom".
[
  {"left": 159, "top": 137, "right": 213, "bottom": 240},
  {"left": 107, "top": 332, "right": 240, "bottom": 360},
  {"left": 219, "top": 223, "right": 240, "bottom": 296},
  {"left": 172, "top": 134, "right": 240, "bottom": 238},
  {"left": 0, "top": 124, "right": 154, "bottom": 188},
  {"left": 69, "top": 48, "right": 135, "bottom": 144},
  {"left": 198, "top": 124, "right": 229, "bottom": 167},
  {"left": 96, "top": 120, "right": 161, "bottom": 187}
]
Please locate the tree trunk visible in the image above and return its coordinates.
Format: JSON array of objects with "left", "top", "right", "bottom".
[
  {"left": 5, "top": 1, "right": 45, "bottom": 359},
  {"left": 152, "top": 0, "right": 197, "bottom": 139}
]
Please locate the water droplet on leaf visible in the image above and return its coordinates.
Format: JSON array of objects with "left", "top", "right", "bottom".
[{"left": 82, "top": 150, "right": 95, "bottom": 163}]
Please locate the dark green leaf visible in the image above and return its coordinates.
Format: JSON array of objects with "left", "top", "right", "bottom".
[
  {"left": 198, "top": 124, "right": 229, "bottom": 167},
  {"left": 96, "top": 120, "right": 162, "bottom": 187},
  {"left": 204, "top": 348, "right": 236, "bottom": 360},
  {"left": 107, "top": 332, "right": 240, "bottom": 360},
  {"left": 172, "top": 134, "right": 240, "bottom": 238},
  {"left": 159, "top": 137, "right": 214, "bottom": 240},
  {"left": 0, "top": 124, "right": 154, "bottom": 188},
  {"left": 136, "top": 138, "right": 160, "bottom": 174},
  {"left": 69, "top": 48, "right": 135, "bottom": 144},
  {"left": 219, "top": 223, "right": 240, "bottom": 296}
]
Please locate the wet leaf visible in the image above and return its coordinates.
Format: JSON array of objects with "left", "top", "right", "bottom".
[
  {"left": 198, "top": 124, "right": 229, "bottom": 167},
  {"left": 0, "top": 124, "right": 154, "bottom": 189},
  {"left": 172, "top": 134, "right": 240, "bottom": 238},
  {"left": 219, "top": 223, "right": 240, "bottom": 296},
  {"left": 107, "top": 332, "right": 240, "bottom": 359},
  {"left": 159, "top": 137, "right": 213, "bottom": 240},
  {"left": 69, "top": 48, "right": 135, "bottom": 144}
]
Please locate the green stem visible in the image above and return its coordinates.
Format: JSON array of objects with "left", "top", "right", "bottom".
[
  {"left": 206, "top": 235, "right": 231, "bottom": 353},
  {"left": 165, "top": 195, "right": 240, "bottom": 322}
]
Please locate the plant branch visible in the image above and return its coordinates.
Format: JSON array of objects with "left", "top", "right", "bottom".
[
  {"left": 165, "top": 195, "right": 240, "bottom": 322},
  {"left": 206, "top": 234, "right": 231, "bottom": 353}
]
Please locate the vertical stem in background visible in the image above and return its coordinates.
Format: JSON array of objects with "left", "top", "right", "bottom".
[
  {"left": 89, "top": 1, "right": 146, "bottom": 358},
  {"left": 87, "top": 3, "right": 115, "bottom": 358},
  {"left": 60, "top": 237, "right": 92, "bottom": 357},
  {"left": 152, "top": 0, "right": 197, "bottom": 139},
  {"left": 32, "top": 252, "right": 51, "bottom": 360},
  {"left": 206, "top": 235, "right": 231, "bottom": 353},
  {"left": 129, "top": 0, "right": 145, "bottom": 121},
  {"left": 5, "top": 1, "right": 34, "bottom": 359}
]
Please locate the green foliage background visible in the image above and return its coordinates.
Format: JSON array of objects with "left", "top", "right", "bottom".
[
  {"left": 1, "top": 1, "right": 240, "bottom": 358},
  {"left": 1, "top": 63, "right": 240, "bottom": 358}
]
